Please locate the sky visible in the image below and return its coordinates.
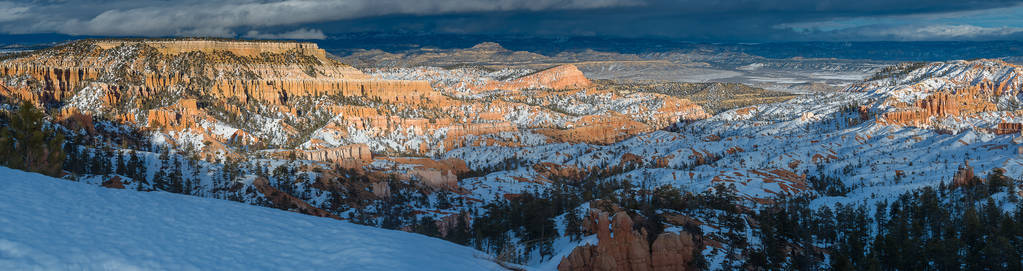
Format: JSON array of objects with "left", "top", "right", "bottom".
[{"left": 1, "top": 0, "right": 1022, "bottom": 42}]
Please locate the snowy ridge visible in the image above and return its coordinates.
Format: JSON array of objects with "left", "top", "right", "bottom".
[
  {"left": 851, "top": 60, "right": 1023, "bottom": 108},
  {"left": 0, "top": 167, "right": 505, "bottom": 270},
  {"left": 445, "top": 75, "right": 1023, "bottom": 206},
  {"left": 427, "top": 62, "right": 1023, "bottom": 268}
]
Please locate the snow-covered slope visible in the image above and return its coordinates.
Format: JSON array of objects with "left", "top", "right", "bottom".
[{"left": 0, "top": 167, "right": 505, "bottom": 271}]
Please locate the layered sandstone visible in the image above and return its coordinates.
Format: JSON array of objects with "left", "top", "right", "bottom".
[
  {"left": 307, "top": 65, "right": 709, "bottom": 153},
  {"left": 878, "top": 84, "right": 999, "bottom": 127},
  {"left": 300, "top": 144, "right": 373, "bottom": 162},
  {"left": 536, "top": 115, "right": 652, "bottom": 144},
  {"left": 0, "top": 39, "right": 432, "bottom": 108},
  {"left": 482, "top": 64, "right": 592, "bottom": 91},
  {"left": 865, "top": 60, "right": 1023, "bottom": 129},
  {"left": 96, "top": 40, "right": 330, "bottom": 60},
  {"left": 1, "top": 39, "right": 711, "bottom": 162},
  {"left": 995, "top": 123, "right": 1022, "bottom": 135},
  {"left": 950, "top": 161, "right": 982, "bottom": 188},
  {"left": 0, "top": 39, "right": 440, "bottom": 158},
  {"left": 559, "top": 211, "right": 697, "bottom": 271},
  {"left": 379, "top": 157, "right": 471, "bottom": 189}
]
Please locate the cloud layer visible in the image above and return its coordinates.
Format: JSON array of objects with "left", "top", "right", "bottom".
[
  {"left": 0, "top": 0, "right": 1021, "bottom": 41},
  {"left": 0, "top": 0, "right": 642, "bottom": 38},
  {"left": 841, "top": 24, "right": 1023, "bottom": 41},
  {"left": 244, "top": 28, "right": 327, "bottom": 40}
]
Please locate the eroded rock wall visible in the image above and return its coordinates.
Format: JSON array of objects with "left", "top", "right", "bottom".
[{"left": 559, "top": 211, "right": 698, "bottom": 271}]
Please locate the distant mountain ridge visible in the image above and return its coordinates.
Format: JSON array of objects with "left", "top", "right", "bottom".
[{"left": 6, "top": 33, "right": 1023, "bottom": 61}]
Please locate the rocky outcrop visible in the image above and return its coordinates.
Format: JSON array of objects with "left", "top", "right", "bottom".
[
  {"left": 0, "top": 39, "right": 438, "bottom": 106},
  {"left": 536, "top": 116, "right": 650, "bottom": 145},
  {"left": 559, "top": 211, "right": 697, "bottom": 271},
  {"left": 1, "top": 38, "right": 711, "bottom": 160},
  {"left": 862, "top": 60, "right": 1023, "bottom": 130},
  {"left": 308, "top": 67, "right": 709, "bottom": 154},
  {"left": 996, "top": 122, "right": 1022, "bottom": 135},
  {"left": 96, "top": 40, "right": 329, "bottom": 60},
  {"left": 533, "top": 162, "right": 586, "bottom": 182},
  {"left": 650, "top": 232, "right": 697, "bottom": 271},
  {"left": 251, "top": 177, "right": 340, "bottom": 219},
  {"left": 341, "top": 42, "right": 549, "bottom": 68},
  {"left": 496, "top": 64, "right": 592, "bottom": 90},
  {"left": 951, "top": 161, "right": 982, "bottom": 188},
  {"left": 879, "top": 85, "right": 999, "bottom": 127},
  {"left": 412, "top": 168, "right": 460, "bottom": 189},
  {"left": 371, "top": 182, "right": 391, "bottom": 198},
  {"left": 300, "top": 144, "right": 373, "bottom": 163},
  {"left": 101, "top": 176, "right": 126, "bottom": 189}
]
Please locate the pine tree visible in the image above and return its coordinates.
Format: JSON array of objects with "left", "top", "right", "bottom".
[
  {"left": 89, "top": 149, "right": 104, "bottom": 175},
  {"left": 65, "top": 143, "right": 83, "bottom": 176},
  {"left": 445, "top": 211, "right": 471, "bottom": 245},
  {"left": 564, "top": 207, "right": 583, "bottom": 241},
  {"left": 189, "top": 162, "right": 201, "bottom": 196},
  {"left": 963, "top": 208, "right": 984, "bottom": 271},
  {"left": 115, "top": 151, "right": 126, "bottom": 176},
  {"left": 170, "top": 155, "right": 183, "bottom": 193},
  {"left": 381, "top": 209, "right": 402, "bottom": 229},
  {"left": 416, "top": 216, "right": 441, "bottom": 237},
  {"left": 128, "top": 150, "right": 143, "bottom": 181},
  {"left": 831, "top": 254, "right": 853, "bottom": 271},
  {"left": 0, "top": 101, "right": 64, "bottom": 176},
  {"left": 45, "top": 131, "right": 66, "bottom": 176},
  {"left": 183, "top": 178, "right": 193, "bottom": 195},
  {"left": 0, "top": 121, "right": 12, "bottom": 166},
  {"left": 154, "top": 149, "right": 170, "bottom": 191},
  {"left": 100, "top": 147, "right": 112, "bottom": 175},
  {"left": 436, "top": 190, "right": 452, "bottom": 209},
  {"left": 153, "top": 166, "right": 167, "bottom": 191}
]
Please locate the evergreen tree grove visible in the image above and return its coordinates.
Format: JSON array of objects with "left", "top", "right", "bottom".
[{"left": 0, "top": 101, "right": 65, "bottom": 177}]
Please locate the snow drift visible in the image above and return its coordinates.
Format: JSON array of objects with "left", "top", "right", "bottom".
[{"left": 0, "top": 167, "right": 504, "bottom": 270}]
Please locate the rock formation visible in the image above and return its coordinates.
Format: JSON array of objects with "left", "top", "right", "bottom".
[
  {"left": 865, "top": 60, "right": 1023, "bottom": 129},
  {"left": 951, "top": 161, "right": 982, "bottom": 188},
  {"left": 300, "top": 144, "right": 373, "bottom": 162},
  {"left": 559, "top": 211, "right": 697, "bottom": 271},
  {"left": 481, "top": 64, "right": 593, "bottom": 91},
  {"left": 1, "top": 39, "right": 710, "bottom": 159},
  {"left": 996, "top": 122, "right": 1022, "bottom": 135},
  {"left": 101, "top": 176, "right": 126, "bottom": 189},
  {"left": 252, "top": 177, "right": 340, "bottom": 219},
  {"left": 878, "top": 85, "right": 999, "bottom": 127}
]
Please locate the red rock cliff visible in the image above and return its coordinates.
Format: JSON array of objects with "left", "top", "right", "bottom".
[{"left": 559, "top": 211, "right": 698, "bottom": 271}]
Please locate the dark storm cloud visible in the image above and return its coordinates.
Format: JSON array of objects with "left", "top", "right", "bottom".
[
  {"left": 0, "top": 0, "right": 642, "bottom": 38},
  {"left": 0, "top": 0, "right": 1021, "bottom": 41},
  {"left": 312, "top": 0, "right": 1023, "bottom": 41}
]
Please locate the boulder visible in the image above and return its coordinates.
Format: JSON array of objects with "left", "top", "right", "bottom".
[{"left": 101, "top": 176, "right": 125, "bottom": 189}]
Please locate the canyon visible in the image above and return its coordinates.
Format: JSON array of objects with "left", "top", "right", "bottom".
[
  {"left": 1, "top": 39, "right": 710, "bottom": 161},
  {"left": 2, "top": 39, "right": 1022, "bottom": 270}
]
